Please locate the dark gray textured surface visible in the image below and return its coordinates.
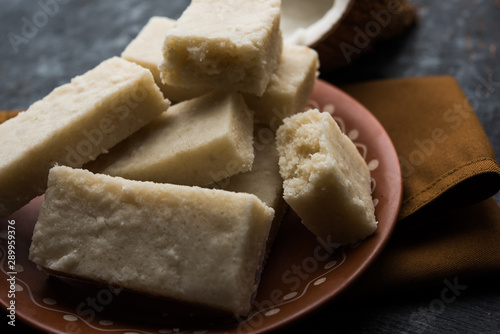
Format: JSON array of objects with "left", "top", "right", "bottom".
[{"left": 0, "top": 1, "right": 499, "bottom": 333}]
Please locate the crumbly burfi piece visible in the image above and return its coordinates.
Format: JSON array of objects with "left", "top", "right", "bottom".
[
  {"left": 244, "top": 44, "right": 319, "bottom": 127},
  {"left": 0, "top": 57, "right": 169, "bottom": 218},
  {"left": 160, "top": 0, "right": 283, "bottom": 96},
  {"left": 29, "top": 166, "right": 274, "bottom": 316},
  {"left": 276, "top": 109, "right": 377, "bottom": 245},
  {"left": 121, "top": 16, "right": 209, "bottom": 103},
  {"left": 86, "top": 92, "right": 254, "bottom": 187}
]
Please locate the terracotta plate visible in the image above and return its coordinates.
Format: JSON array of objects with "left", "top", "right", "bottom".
[{"left": 0, "top": 79, "right": 402, "bottom": 333}]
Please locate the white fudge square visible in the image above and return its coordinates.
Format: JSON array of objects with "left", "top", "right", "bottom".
[
  {"left": 243, "top": 44, "right": 319, "bottom": 127},
  {"left": 29, "top": 166, "right": 275, "bottom": 317},
  {"left": 87, "top": 92, "right": 254, "bottom": 187},
  {"left": 160, "top": 0, "right": 283, "bottom": 96},
  {"left": 276, "top": 109, "right": 377, "bottom": 245},
  {"left": 121, "top": 16, "right": 209, "bottom": 103},
  {"left": 0, "top": 57, "right": 169, "bottom": 218}
]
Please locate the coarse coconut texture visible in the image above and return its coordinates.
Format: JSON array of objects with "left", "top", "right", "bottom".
[
  {"left": 160, "top": 0, "right": 283, "bottom": 96},
  {"left": 276, "top": 109, "right": 377, "bottom": 245},
  {"left": 29, "top": 166, "right": 275, "bottom": 317},
  {"left": 121, "top": 16, "right": 210, "bottom": 103},
  {"left": 281, "top": 0, "right": 417, "bottom": 70},
  {"left": 0, "top": 57, "right": 169, "bottom": 218},
  {"left": 86, "top": 91, "right": 254, "bottom": 187}
]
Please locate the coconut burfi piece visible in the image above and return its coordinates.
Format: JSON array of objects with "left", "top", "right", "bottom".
[
  {"left": 212, "top": 124, "right": 283, "bottom": 209},
  {"left": 276, "top": 109, "right": 377, "bottom": 245},
  {"left": 0, "top": 57, "right": 169, "bottom": 218},
  {"left": 243, "top": 44, "right": 319, "bottom": 127},
  {"left": 86, "top": 92, "right": 254, "bottom": 187},
  {"left": 121, "top": 16, "right": 209, "bottom": 103},
  {"left": 209, "top": 123, "right": 286, "bottom": 256},
  {"left": 160, "top": 0, "right": 283, "bottom": 96},
  {"left": 29, "top": 166, "right": 275, "bottom": 317}
]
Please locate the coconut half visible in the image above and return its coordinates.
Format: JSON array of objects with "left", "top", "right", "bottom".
[
  {"left": 281, "top": 0, "right": 354, "bottom": 46},
  {"left": 281, "top": 0, "right": 417, "bottom": 70}
]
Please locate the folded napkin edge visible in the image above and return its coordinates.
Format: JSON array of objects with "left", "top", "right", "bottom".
[{"left": 399, "top": 157, "right": 500, "bottom": 221}]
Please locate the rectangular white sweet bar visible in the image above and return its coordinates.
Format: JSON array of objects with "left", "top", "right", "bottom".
[
  {"left": 276, "top": 109, "right": 377, "bottom": 245},
  {"left": 243, "top": 44, "right": 319, "bottom": 128},
  {"left": 0, "top": 57, "right": 169, "bottom": 218},
  {"left": 29, "top": 166, "right": 275, "bottom": 316},
  {"left": 160, "top": 0, "right": 283, "bottom": 96},
  {"left": 87, "top": 92, "right": 254, "bottom": 187},
  {"left": 121, "top": 16, "right": 209, "bottom": 103}
]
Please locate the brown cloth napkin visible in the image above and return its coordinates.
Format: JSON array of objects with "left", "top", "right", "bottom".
[
  {"left": 339, "top": 75, "right": 500, "bottom": 296},
  {"left": 0, "top": 111, "right": 20, "bottom": 124}
]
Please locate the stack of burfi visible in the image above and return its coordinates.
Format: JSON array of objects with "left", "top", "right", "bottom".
[
  {"left": 122, "top": 11, "right": 319, "bottom": 125},
  {"left": 22, "top": 0, "right": 365, "bottom": 320}
]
